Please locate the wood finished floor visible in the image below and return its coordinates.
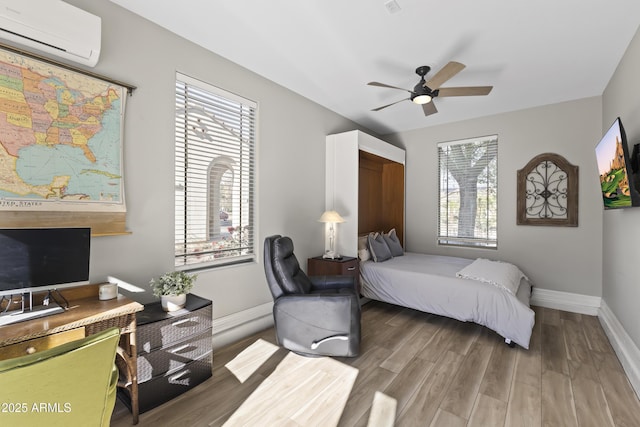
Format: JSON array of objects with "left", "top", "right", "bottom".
[{"left": 111, "top": 301, "right": 640, "bottom": 426}]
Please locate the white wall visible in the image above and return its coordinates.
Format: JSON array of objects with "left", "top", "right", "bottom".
[
  {"left": 61, "top": 1, "right": 369, "bottom": 335},
  {"left": 602, "top": 25, "right": 640, "bottom": 349},
  {"left": 25, "top": 2, "right": 639, "bottom": 353},
  {"left": 387, "top": 96, "right": 604, "bottom": 297}
]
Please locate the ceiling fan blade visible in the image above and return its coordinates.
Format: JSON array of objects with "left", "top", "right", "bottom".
[
  {"left": 422, "top": 101, "right": 438, "bottom": 116},
  {"left": 437, "top": 86, "right": 493, "bottom": 97},
  {"left": 425, "top": 61, "right": 466, "bottom": 90},
  {"left": 371, "top": 98, "right": 410, "bottom": 111},
  {"left": 368, "top": 81, "right": 413, "bottom": 93}
]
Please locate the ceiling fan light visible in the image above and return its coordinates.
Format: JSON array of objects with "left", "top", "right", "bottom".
[{"left": 412, "top": 94, "right": 432, "bottom": 105}]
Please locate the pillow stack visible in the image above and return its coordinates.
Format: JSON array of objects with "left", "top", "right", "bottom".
[{"left": 365, "top": 228, "right": 404, "bottom": 262}]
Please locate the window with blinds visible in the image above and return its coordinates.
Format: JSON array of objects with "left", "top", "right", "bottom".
[
  {"left": 438, "top": 135, "right": 498, "bottom": 248},
  {"left": 175, "top": 73, "right": 256, "bottom": 268}
]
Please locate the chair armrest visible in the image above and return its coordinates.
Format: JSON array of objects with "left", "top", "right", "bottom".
[{"left": 309, "top": 275, "right": 356, "bottom": 292}]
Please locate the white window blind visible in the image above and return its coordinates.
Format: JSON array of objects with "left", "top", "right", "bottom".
[
  {"left": 175, "top": 73, "right": 256, "bottom": 268},
  {"left": 438, "top": 135, "right": 498, "bottom": 248}
]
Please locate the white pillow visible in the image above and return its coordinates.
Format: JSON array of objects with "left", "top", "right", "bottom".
[
  {"left": 358, "top": 248, "right": 371, "bottom": 261},
  {"left": 456, "top": 258, "right": 527, "bottom": 295},
  {"left": 358, "top": 235, "right": 368, "bottom": 250}
]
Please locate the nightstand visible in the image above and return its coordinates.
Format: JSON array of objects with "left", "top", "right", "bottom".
[{"left": 307, "top": 256, "right": 359, "bottom": 293}]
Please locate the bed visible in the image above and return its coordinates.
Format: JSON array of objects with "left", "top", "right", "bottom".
[{"left": 359, "top": 250, "right": 535, "bottom": 349}]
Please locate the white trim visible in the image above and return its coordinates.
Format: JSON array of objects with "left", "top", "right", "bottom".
[
  {"left": 598, "top": 301, "right": 640, "bottom": 399},
  {"left": 531, "top": 288, "right": 640, "bottom": 399},
  {"left": 358, "top": 130, "right": 405, "bottom": 165},
  {"left": 531, "top": 287, "right": 601, "bottom": 315},
  {"left": 211, "top": 302, "right": 273, "bottom": 350},
  {"left": 177, "top": 72, "right": 258, "bottom": 108}
]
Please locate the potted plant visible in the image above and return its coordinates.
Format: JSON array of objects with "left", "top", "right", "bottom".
[{"left": 149, "top": 271, "right": 197, "bottom": 312}]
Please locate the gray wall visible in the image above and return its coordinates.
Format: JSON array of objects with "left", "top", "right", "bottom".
[
  {"left": 388, "top": 96, "right": 604, "bottom": 297},
  {"left": 23, "top": 2, "right": 640, "bottom": 352},
  {"left": 64, "top": 1, "right": 367, "bottom": 324},
  {"left": 602, "top": 26, "right": 640, "bottom": 348}
]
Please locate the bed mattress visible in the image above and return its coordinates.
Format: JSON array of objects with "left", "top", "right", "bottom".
[{"left": 360, "top": 252, "right": 535, "bottom": 348}]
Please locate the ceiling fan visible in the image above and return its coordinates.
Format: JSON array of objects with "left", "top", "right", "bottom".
[{"left": 368, "top": 61, "right": 493, "bottom": 116}]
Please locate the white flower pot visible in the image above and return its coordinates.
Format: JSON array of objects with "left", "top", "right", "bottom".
[{"left": 161, "top": 294, "right": 187, "bottom": 312}]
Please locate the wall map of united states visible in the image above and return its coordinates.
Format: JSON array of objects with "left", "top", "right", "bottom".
[{"left": 0, "top": 49, "right": 125, "bottom": 211}]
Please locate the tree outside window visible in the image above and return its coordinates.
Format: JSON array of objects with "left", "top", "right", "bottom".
[{"left": 438, "top": 135, "right": 498, "bottom": 248}]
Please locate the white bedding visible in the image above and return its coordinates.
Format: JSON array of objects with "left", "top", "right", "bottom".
[{"left": 360, "top": 252, "right": 535, "bottom": 349}]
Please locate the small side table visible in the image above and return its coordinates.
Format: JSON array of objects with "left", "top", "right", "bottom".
[{"left": 307, "top": 256, "right": 359, "bottom": 293}]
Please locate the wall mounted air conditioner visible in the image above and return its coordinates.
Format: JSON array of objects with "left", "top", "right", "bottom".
[{"left": 0, "top": 0, "right": 101, "bottom": 67}]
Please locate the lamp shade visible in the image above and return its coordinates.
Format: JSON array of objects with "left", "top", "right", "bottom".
[{"left": 318, "top": 210, "right": 345, "bottom": 223}]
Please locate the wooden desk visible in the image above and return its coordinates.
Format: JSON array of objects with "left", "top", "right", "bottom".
[{"left": 0, "top": 285, "right": 144, "bottom": 424}]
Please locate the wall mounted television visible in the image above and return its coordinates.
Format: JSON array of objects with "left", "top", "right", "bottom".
[
  {"left": 0, "top": 227, "right": 91, "bottom": 297},
  {"left": 595, "top": 117, "right": 640, "bottom": 209}
]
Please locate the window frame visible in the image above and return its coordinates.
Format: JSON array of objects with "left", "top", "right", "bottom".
[
  {"left": 174, "top": 72, "right": 257, "bottom": 269},
  {"left": 437, "top": 135, "right": 498, "bottom": 249}
]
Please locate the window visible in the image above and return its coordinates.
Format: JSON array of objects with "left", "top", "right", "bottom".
[
  {"left": 438, "top": 135, "right": 498, "bottom": 248},
  {"left": 175, "top": 73, "right": 256, "bottom": 268}
]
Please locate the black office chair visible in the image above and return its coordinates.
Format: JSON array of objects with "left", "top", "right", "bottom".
[{"left": 263, "top": 235, "right": 361, "bottom": 357}]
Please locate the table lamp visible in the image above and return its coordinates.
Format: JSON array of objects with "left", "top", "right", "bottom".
[{"left": 318, "top": 210, "right": 345, "bottom": 259}]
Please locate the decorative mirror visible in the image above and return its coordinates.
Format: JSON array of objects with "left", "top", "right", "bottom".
[{"left": 517, "top": 153, "right": 578, "bottom": 226}]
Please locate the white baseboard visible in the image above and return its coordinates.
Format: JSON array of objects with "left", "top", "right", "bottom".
[
  {"left": 598, "top": 301, "right": 640, "bottom": 399},
  {"left": 531, "top": 288, "right": 640, "bottom": 399},
  {"left": 531, "top": 287, "right": 601, "bottom": 315},
  {"left": 211, "top": 302, "right": 274, "bottom": 351}
]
